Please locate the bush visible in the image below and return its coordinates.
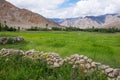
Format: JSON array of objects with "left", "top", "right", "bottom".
[
  {"left": 7, "top": 27, "right": 17, "bottom": 31},
  {"left": 52, "top": 27, "right": 62, "bottom": 31},
  {"left": 84, "top": 27, "right": 120, "bottom": 33},
  {"left": 64, "top": 27, "right": 81, "bottom": 31},
  {"left": 0, "top": 23, "right": 17, "bottom": 32},
  {"left": 26, "top": 26, "right": 51, "bottom": 31},
  {"left": 7, "top": 37, "right": 15, "bottom": 44},
  {"left": 63, "top": 26, "right": 120, "bottom": 33},
  {"left": 26, "top": 26, "right": 40, "bottom": 31},
  {"left": 24, "top": 25, "right": 120, "bottom": 33}
]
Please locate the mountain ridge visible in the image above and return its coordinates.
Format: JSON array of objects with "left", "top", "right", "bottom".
[
  {"left": 0, "top": 0, "right": 61, "bottom": 30},
  {"left": 49, "top": 14, "right": 120, "bottom": 29},
  {"left": 1, "top": 0, "right": 120, "bottom": 29}
]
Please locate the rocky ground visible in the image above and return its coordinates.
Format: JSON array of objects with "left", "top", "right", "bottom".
[{"left": 0, "top": 48, "right": 119, "bottom": 80}]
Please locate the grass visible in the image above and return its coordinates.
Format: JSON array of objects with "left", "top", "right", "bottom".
[
  {"left": 0, "top": 54, "right": 107, "bottom": 80},
  {"left": 0, "top": 31, "right": 120, "bottom": 68}
]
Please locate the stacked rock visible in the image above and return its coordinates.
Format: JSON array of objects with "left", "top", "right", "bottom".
[
  {"left": 0, "top": 36, "right": 24, "bottom": 44},
  {"left": 24, "top": 49, "right": 40, "bottom": 59},
  {"left": 64, "top": 54, "right": 97, "bottom": 70},
  {"left": 0, "top": 48, "right": 119, "bottom": 80},
  {"left": 43, "top": 52, "right": 63, "bottom": 68},
  {"left": 99, "top": 65, "right": 120, "bottom": 80},
  {"left": 0, "top": 37, "right": 8, "bottom": 44},
  {"left": 0, "top": 48, "right": 24, "bottom": 56},
  {"left": 63, "top": 54, "right": 120, "bottom": 79}
]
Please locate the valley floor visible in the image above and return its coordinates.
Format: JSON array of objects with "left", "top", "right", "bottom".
[{"left": 0, "top": 31, "right": 120, "bottom": 68}]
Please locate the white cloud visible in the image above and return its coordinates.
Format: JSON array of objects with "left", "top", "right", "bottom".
[
  {"left": 6, "top": 0, "right": 65, "bottom": 9},
  {"left": 6, "top": 0, "right": 120, "bottom": 18},
  {"left": 70, "top": 0, "right": 120, "bottom": 18}
]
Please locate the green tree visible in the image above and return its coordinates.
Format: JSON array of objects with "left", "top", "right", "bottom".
[
  {"left": 4, "top": 21, "right": 6, "bottom": 25},
  {"left": 46, "top": 23, "right": 48, "bottom": 28},
  {"left": 18, "top": 27, "right": 20, "bottom": 31},
  {"left": 9, "top": 27, "right": 17, "bottom": 31},
  {"left": 0, "top": 23, "right": 2, "bottom": 31},
  {"left": 3, "top": 25, "right": 9, "bottom": 31}
]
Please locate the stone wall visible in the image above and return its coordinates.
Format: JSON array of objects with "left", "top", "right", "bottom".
[
  {"left": 0, "top": 37, "right": 24, "bottom": 44},
  {"left": 0, "top": 48, "right": 119, "bottom": 80}
]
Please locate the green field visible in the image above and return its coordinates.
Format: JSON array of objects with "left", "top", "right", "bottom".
[{"left": 0, "top": 31, "right": 120, "bottom": 68}]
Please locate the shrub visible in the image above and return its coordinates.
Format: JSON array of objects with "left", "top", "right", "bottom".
[
  {"left": 0, "top": 23, "right": 17, "bottom": 32},
  {"left": 7, "top": 37, "right": 15, "bottom": 44},
  {"left": 64, "top": 27, "right": 80, "bottom": 31},
  {"left": 63, "top": 26, "right": 120, "bottom": 33},
  {"left": 26, "top": 26, "right": 40, "bottom": 31},
  {"left": 52, "top": 27, "right": 62, "bottom": 31}
]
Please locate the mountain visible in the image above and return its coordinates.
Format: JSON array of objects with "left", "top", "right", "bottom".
[
  {"left": 48, "top": 18, "right": 64, "bottom": 24},
  {"left": 48, "top": 17, "right": 82, "bottom": 24},
  {"left": 60, "top": 17, "right": 101, "bottom": 29},
  {"left": 0, "top": 0, "right": 61, "bottom": 30},
  {"left": 49, "top": 14, "right": 120, "bottom": 29},
  {"left": 102, "top": 14, "right": 120, "bottom": 29}
]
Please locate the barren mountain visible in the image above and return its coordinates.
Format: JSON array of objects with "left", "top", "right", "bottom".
[
  {"left": 60, "top": 18, "right": 101, "bottom": 29},
  {"left": 0, "top": 0, "right": 61, "bottom": 30},
  {"left": 50, "top": 14, "right": 120, "bottom": 29},
  {"left": 102, "top": 14, "right": 120, "bottom": 29}
]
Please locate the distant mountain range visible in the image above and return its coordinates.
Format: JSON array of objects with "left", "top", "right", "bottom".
[
  {"left": 1, "top": 0, "right": 120, "bottom": 30},
  {"left": 49, "top": 14, "right": 120, "bottom": 29},
  {"left": 0, "top": 0, "right": 61, "bottom": 30}
]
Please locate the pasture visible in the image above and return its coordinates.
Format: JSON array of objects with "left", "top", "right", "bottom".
[{"left": 0, "top": 31, "right": 120, "bottom": 68}]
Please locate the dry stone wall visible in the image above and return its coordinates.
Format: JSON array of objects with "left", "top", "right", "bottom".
[
  {"left": 0, "top": 37, "right": 24, "bottom": 44},
  {"left": 0, "top": 48, "right": 120, "bottom": 80}
]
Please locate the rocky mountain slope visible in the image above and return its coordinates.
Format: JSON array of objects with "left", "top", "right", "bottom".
[
  {"left": 50, "top": 14, "right": 120, "bottom": 29},
  {"left": 0, "top": 0, "right": 60, "bottom": 30}
]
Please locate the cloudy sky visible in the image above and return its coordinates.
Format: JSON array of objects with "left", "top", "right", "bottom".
[{"left": 6, "top": 0, "right": 120, "bottom": 18}]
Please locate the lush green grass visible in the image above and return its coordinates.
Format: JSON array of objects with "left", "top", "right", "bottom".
[
  {"left": 0, "top": 54, "right": 107, "bottom": 80},
  {"left": 0, "top": 31, "right": 120, "bottom": 68}
]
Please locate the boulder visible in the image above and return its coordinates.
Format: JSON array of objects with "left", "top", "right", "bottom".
[
  {"left": 53, "top": 62, "right": 60, "bottom": 68},
  {"left": 105, "top": 68, "right": 113, "bottom": 74}
]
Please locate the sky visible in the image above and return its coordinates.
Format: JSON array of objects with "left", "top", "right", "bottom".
[{"left": 6, "top": 0, "right": 120, "bottom": 18}]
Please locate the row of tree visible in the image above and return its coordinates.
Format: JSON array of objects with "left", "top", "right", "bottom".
[
  {"left": 0, "top": 23, "right": 17, "bottom": 31},
  {"left": 0, "top": 22, "right": 120, "bottom": 33},
  {"left": 26, "top": 26, "right": 120, "bottom": 33},
  {"left": 64, "top": 27, "right": 120, "bottom": 33}
]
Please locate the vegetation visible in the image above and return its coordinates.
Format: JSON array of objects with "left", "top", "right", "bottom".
[
  {"left": 0, "top": 23, "right": 17, "bottom": 31},
  {"left": 26, "top": 26, "right": 50, "bottom": 31},
  {"left": 83, "top": 27, "right": 120, "bottom": 33},
  {"left": 0, "top": 20, "right": 120, "bottom": 32},
  {"left": 64, "top": 27, "right": 120, "bottom": 33},
  {"left": 0, "top": 54, "right": 107, "bottom": 80},
  {"left": 0, "top": 31, "right": 120, "bottom": 68},
  {"left": 0, "top": 37, "right": 24, "bottom": 44},
  {"left": 52, "top": 27, "right": 62, "bottom": 31},
  {"left": 26, "top": 26, "right": 40, "bottom": 31},
  {"left": 26, "top": 26, "right": 120, "bottom": 33}
]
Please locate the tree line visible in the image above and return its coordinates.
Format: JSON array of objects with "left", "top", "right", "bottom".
[
  {"left": 0, "top": 21, "right": 120, "bottom": 33},
  {"left": 26, "top": 26, "right": 120, "bottom": 33},
  {"left": 0, "top": 22, "right": 17, "bottom": 31}
]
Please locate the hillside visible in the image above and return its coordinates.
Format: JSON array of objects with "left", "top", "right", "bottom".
[
  {"left": 0, "top": 0, "right": 61, "bottom": 30},
  {"left": 49, "top": 14, "right": 120, "bottom": 29}
]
